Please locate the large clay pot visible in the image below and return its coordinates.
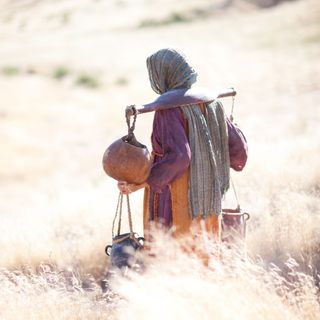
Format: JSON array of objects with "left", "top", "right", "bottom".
[{"left": 102, "top": 133, "right": 152, "bottom": 184}]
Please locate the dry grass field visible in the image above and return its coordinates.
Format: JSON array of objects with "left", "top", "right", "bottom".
[{"left": 0, "top": 0, "right": 320, "bottom": 319}]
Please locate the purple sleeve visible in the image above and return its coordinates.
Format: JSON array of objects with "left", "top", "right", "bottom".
[
  {"left": 147, "top": 108, "right": 191, "bottom": 192},
  {"left": 227, "top": 118, "right": 248, "bottom": 171}
]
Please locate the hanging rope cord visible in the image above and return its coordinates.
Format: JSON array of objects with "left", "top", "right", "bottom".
[
  {"left": 228, "top": 93, "right": 241, "bottom": 210},
  {"left": 111, "top": 191, "right": 143, "bottom": 247},
  {"left": 125, "top": 105, "right": 137, "bottom": 140},
  {"left": 230, "top": 176, "right": 240, "bottom": 210},
  {"left": 111, "top": 111, "right": 136, "bottom": 239},
  {"left": 230, "top": 94, "right": 235, "bottom": 123},
  {"left": 110, "top": 109, "right": 143, "bottom": 246},
  {"left": 111, "top": 192, "right": 135, "bottom": 239}
]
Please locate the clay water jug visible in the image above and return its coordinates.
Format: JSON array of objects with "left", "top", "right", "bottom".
[{"left": 102, "top": 113, "right": 152, "bottom": 184}]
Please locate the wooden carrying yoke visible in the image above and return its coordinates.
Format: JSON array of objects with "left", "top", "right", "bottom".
[{"left": 135, "top": 87, "right": 237, "bottom": 115}]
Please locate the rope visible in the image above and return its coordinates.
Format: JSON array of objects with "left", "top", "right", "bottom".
[
  {"left": 117, "top": 193, "right": 123, "bottom": 236},
  {"left": 112, "top": 192, "right": 123, "bottom": 238},
  {"left": 230, "top": 177, "right": 241, "bottom": 210},
  {"left": 111, "top": 192, "right": 135, "bottom": 240},
  {"left": 230, "top": 89, "right": 235, "bottom": 123},
  {"left": 125, "top": 105, "right": 137, "bottom": 137},
  {"left": 227, "top": 94, "right": 241, "bottom": 211},
  {"left": 126, "top": 194, "right": 134, "bottom": 237}
]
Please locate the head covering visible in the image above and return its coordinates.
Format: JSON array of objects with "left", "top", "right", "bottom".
[{"left": 146, "top": 48, "right": 198, "bottom": 94}]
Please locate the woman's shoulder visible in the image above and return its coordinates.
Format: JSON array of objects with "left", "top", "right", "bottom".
[{"left": 156, "top": 106, "right": 183, "bottom": 116}]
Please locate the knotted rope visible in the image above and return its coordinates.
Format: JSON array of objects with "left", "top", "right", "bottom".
[{"left": 125, "top": 105, "right": 137, "bottom": 140}]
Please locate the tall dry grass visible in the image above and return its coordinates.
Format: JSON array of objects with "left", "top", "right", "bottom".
[
  {"left": 0, "top": 0, "right": 319, "bottom": 318},
  {"left": 113, "top": 232, "right": 320, "bottom": 320}
]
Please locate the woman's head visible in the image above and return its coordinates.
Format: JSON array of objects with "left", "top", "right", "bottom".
[{"left": 146, "top": 48, "right": 197, "bottom": 94}]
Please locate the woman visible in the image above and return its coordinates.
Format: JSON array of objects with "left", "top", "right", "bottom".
[{"left": 118, "top": 48, "right": 247, "bottom": 241}]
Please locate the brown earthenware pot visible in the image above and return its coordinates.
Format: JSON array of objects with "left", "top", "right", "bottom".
[{"left": 102, "top": 133, "right": 152, "bottom": 184}]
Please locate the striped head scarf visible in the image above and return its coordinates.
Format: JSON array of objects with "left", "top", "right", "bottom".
[{"left": 146, "top": 48, "right": 198, "bottom": 94}]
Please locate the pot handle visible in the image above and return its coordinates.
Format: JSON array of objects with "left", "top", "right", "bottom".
[
  {"left": 105, "top": 245, "right": 112, "bottom": 256},
  {"left": 137, "top": 237, "right": 145, "bottom": 246},
  {"left": 243, "top": 212, "right": 250, "bottom": 221},
  {"left": 125, "top": 105, "right": 137, "bottom": 136}
]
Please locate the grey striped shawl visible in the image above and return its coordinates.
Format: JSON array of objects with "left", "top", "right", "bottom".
[{"left": 182, "top": 101, "right": 230, "bottom": 218}]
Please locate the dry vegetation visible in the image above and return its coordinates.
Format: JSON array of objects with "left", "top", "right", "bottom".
[{"left": 0, "top": 0, "right": 319, "bottom": 319}]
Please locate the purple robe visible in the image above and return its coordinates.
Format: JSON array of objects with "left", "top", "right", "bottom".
[
  {"left": 146, "top": 108, "right": 191, "bottom": 226},
  {"left": 146, "top": 107, "right": 248, "bottom": 226}
]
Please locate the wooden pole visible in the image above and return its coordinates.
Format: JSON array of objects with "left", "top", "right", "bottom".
[{"left": 136, "top": 88, "right": 236, "bottom": 115}]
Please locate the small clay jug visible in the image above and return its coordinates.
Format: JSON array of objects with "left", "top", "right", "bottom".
[
  {"left": 222, "top": 207, "right": 250, "bottom": 243},
  {"left": 105, "top": 232, "right": 144, "bottom": 269}
]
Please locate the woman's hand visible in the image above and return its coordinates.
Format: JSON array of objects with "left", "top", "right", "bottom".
[{"left": 117, "top": 181, "right": 147, "bottom": 195}]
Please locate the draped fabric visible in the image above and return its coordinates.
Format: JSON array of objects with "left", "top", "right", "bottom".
[
  {"left": 145, "top": 107, "right": 191, "bottom": 227},
  {"left": 146, "top": 48, "right": 197, "bottom": 95},
  {"left": 182, "top": 101, "right": 230, "bottom": 219}
]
